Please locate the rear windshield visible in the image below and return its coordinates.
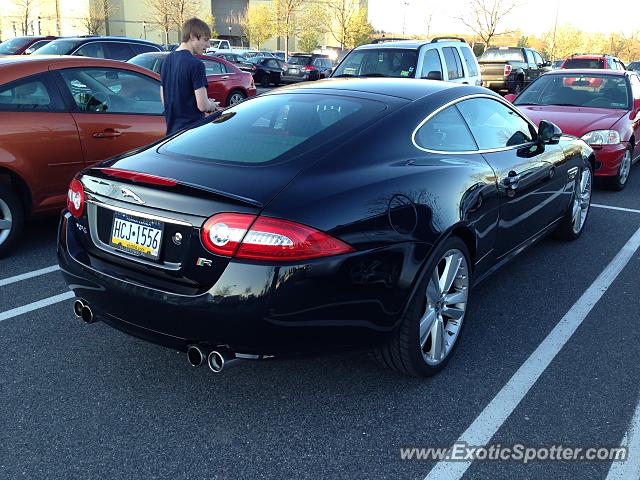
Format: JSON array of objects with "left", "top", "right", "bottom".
[
  {"left": 562, "top": 58, "right": 605, "bottom": 69},
  {"left": 160, "top": 94, "right": 387, "bottom": 164},
  {"left": 514, "top": 74, "right": 630, "bottom": 110},
  {"left": 0, "top": 37, "right": 32, "bottom": 54},
  {"left": 287, "top": 56, "right": 312, "bottom": 65},
  {"left": 32, "top": 40, "right": 82, "bottom": 55},
  {"left": 479, "top": 48, "right": 524, "bottom": 62},
  {"left": 629, "top": 62, "right": 640, "bottom": 71},
  {"left": 128, "top": 54, "right": 162, "bottom": 73},
  {"left": 333, "top": 49, "right": 418, "bottom": 78}
]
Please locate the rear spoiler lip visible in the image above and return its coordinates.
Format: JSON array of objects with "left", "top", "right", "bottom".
[{"left": 82, "top": 169, "right": 264, "bottom": 209}]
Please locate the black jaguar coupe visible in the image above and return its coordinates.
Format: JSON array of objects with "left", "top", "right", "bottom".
[{"left": 58, "top": 78, "right": 594, "bottom": 377}]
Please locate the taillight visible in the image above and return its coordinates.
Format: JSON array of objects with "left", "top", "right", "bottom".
[
  {"left": 201, "top": 213, "right": 355, "bottom": 261},
  {"left": 67, "top": 178, "right": 85, "bottom": 218},
  {"left": 303, "top": 65, "right": 317, "bottom": 71},
  {"left": 504, "top": 64, "right": 512, "bottom": 76},
  {"left": 252, "top": 65, "right": 257, "bottom": 71},
  {"left": 99, "top": 168, "right": 177, "bottom": 186}
]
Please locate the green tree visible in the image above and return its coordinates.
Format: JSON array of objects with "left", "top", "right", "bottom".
[
  {"left": 297, "top": 31, "right": 319, "bottom": 53},
  {"left": 204, "top": 14, "right": 218, "bottom": 38},
  {"left": 272, "top": 0, "right": 307, "bottom": 57},
  {"left": 345, "top": 8, "right": 373, "bottom": 48},
  {"left": 239, "top": 4, "right": 274, "bottom": 49}
]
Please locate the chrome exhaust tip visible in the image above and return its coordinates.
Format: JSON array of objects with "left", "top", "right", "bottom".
[
  {"left": 80, "top": 304, "right": 95, "bottom": 324},
  {"left": 73, "top": 299, "right": 85, "bottom": 318},
  {"left": 207, "top": 349, "right": 237, "bottom": 373},
  {"left": 186, "top": 345, "right": 207, "bottom": 368}
]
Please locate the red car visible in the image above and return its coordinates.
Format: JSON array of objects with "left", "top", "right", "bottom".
[
  {"left": 560, "top": 54, "right": 626, "bottom": 71},
  {"left": 507, "top": 69, "right": 640, "bottom": 190},
  {"left": 0, "top": 56, "right": 167, "bottom": 256},
  {"left": 128, "top": 52, "right": 256, "bottom": 106},
  {"left": 0, "top": 36, "right": 58, "bottom": 55}
]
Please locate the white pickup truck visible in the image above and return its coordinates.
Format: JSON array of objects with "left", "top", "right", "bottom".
[{"left": 205, "top": 39, "right": 231, "bottom": 53}]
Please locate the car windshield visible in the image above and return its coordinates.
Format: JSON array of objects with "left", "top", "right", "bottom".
[
  {"left": 32, "top": 40, "right": 82, "bottom": 55},
  {"left": 515, "top": 74, "right": 630, "bottom": 110},
  {"left": 0, "top": 37, "right": 32, "bottom": 54},
  {"left": 332, "top": 49, "right": 418, "bottom": 78},
  {"left": 562, "top": 58, "right": 605, "bottom": 69},
  {"left": 287, "top": 56, "right": 312, "bottom": 66},
  {"left": 160, "top": 94, "right": 387, "bottom": 165},
  {"left": 479, "top": 48, "right": 525, "bottom": 62}
]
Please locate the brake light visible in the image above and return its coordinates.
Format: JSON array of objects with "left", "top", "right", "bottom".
[
  {"left": 99, "top": 168, "right": 177, "bottom": 186},
  {"left": 303, "top": 65, "right": 317, "bottom": 71},
  {"left": 67, "top": 178, "right": 85, "bottom": 218},
  {"left": 504, "top": 65, "right": 512, "bottom": 76},
  {"left": 201, "top": 213, "right": 355, "bottom": 261}
]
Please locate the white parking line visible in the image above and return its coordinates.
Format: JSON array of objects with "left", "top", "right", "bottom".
[
  {"left": 592, "top": 204, "right": 640, "bottom": 214},
  {"left": 606, "top": 395, "right": 640, "bottom": 480},
  {"left": 424, "top": 225, "right": 640, "bottom": 480},
  {"left": 0, "top": 265, "right": 60, "bottom": 287},
  {"left": 0, "top": 291, "right": 74, "bottom": 323}
]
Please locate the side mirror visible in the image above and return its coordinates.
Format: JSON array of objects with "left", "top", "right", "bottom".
[
  {"left": 504, "top": 93, "right": 516, "bottom": 103},
  {"left": 538, "top": 120, "right": 562, "bottom": 145},
  {"left": 326, "top": 67, "right": 334, "bottom": 76},
  {"left": 423, "top": 70, "right": 442, "bottom": 81}
]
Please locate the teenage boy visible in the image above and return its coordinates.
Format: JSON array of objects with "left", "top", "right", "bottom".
[{"left": 160, "top": 17, "right": 219, "bottom": 136}]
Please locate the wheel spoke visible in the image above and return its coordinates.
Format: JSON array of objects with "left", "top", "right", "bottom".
[
  {"left": 442, "top": 305, "right": 465, "bottom": 321},
  {"left": 580, "top": 170, "right": 590, "bottom": 194},
  {"left": 419, "top": 308, "right": 437, "bottom": 349},
  {"left": 0, "top": 218, "right": 11, "bottom": 230},
  {"left": 427, "top": 268, "right": 441, "bottom": 302},
  {"left": 443, "top": 289, "right": 467, "bottom": 305},
  {"left": 427, "top": 317, "right": 446, "bottom": 361},
  {"left": 572, "top": 202, "right": 581, "bottom": 227},
  {"left": 440, "top": 253, "right": 462, "bottom": 294}
]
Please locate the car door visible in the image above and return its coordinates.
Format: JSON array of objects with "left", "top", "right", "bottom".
[
  {"left": 525, "top": 50, "right": 539, "bottom": 84},
  {"left": 0, "top": 72, "right": 84, "bottom": 211},
  {"left": 201, "top": 58, "right": 231, "bottom": 104},
  {"left": 457, "top": 97, "right": 568, "bottom": 258},
  {"left": 441, "top": 47, "right": 467, "bottom": 84},
  {"left": 53, "top": 66, "right": 165, "bottom": 167},
  {"left": 629, "top": 74, "right": 640, "bottom": 160}
]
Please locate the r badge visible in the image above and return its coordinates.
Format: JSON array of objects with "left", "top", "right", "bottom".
[{"left": 196, "top": 257, "right": 212, "bottom": 267}]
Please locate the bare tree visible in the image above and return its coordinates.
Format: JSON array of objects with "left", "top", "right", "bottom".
[
  {"left": 170, "top": 0, "right": 202, "bottom": 35},
  {"left": 272, "top": 0, "right": 307, "bottom": 57},
  {"left": 14, "top": 0, "right": 35, "bottom": 36},
  {"left": 80, "top": 2, "right": 117, "bottom": 35},
  {"left": 143, "top": 0, "right": 174, "bottom": 45},
  {"left": 457, "top": 0, "right": 518, "bottom": 48},
  {"left": 326, "top": 0, "right": 358, "bottom": 49}
]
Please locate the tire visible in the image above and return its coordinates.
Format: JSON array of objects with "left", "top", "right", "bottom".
[
  {"left": 260, "top": 74, "right": 269, "bottom": 88},
  {"left": 0, "top": 185, "right": 24, "bottom": 258},
  {"left": 607, "top": 147, "right": 632, "bottom": 191},
  {"left": 554, "top": 163, "right": 592, "bottom": 241},
  {"left": 372, "top": 237, "right": 472, "bottom": 377},
  {"left": 226, "top": 90, "right": 246, "bottom": 106}
]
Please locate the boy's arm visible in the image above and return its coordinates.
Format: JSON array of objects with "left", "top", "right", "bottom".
[{"left": 194, "top": 87, "right": 219, "bottom": 112}]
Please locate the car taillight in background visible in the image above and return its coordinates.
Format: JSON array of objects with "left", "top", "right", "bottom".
[
  {"left": 201, "top": 213, "right": 355, "bottom": 261},
  {"left": 303, "top": 65, "right": 317, "bottom": 71},
  {"left": 67, "top": 178, "right": 85, "bottom": 218},
  {"left": 504, "top": 65, "right": 512, "bottom": 76}
]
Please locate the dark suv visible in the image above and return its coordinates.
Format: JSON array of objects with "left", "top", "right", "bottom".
[
  {"left": 32, "top": 36, "right": 163, "bottom": 61},
  {"left": 283, "top": 54, "right": 333, "bottom": 82}
]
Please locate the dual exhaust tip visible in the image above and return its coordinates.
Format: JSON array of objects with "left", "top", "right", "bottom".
[
  {"left": 73, "top": 299, "right": 95, "bottom": 324},
  {"left": 187, "top": 345, "right": 237, "bottom": 373}
]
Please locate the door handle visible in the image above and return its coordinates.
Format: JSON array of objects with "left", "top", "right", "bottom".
[
  {"left": 502, "top": 171, "right": 520, "bottom": 196},
  {"left": 220, "top": 76, "right": 229, "bottom": 79},
  {"left": 92, "top": 129, "right": 121, "bottom": 138}
]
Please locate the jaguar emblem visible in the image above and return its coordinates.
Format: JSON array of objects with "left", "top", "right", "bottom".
[{"left": 120, "top": 187, "right": 145, "bottom": 205}]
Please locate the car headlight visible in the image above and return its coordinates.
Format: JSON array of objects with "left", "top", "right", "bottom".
[{"left": 581, "top": 130, "right": 620, "bottom": 145}]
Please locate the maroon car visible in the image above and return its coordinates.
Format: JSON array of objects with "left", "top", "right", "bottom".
[
  {"left": 0, "top": 36, "right": 58, "bottom": 55},
  {"left": 507, "top": 69, "right": 640, "bottom": 190}
]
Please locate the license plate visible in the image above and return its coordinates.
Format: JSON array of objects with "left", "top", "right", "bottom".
[
  {"left": 110, "top": 213, "right": 163, "bottom": 260},
  {"left": 289, "top": 68, "right": 298, "bottom": 74}
]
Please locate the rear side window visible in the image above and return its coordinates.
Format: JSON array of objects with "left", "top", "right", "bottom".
[
  {"left": 105, "top": 42, "right": 135, "bottom": 61},
  {"left": 74, "top": 42, "right": 106, "bottom": 58},
  {"left": 459, "top": 46, "right": 478, "bottom": 76},
  {"left": 415, "top": 106, "right": 477, "bottom": 152},
  {"left": 59, "top": 68, "right": 163, "bottom": 115},
  {"left": 443, "top": 47, "right": 464, "bottom": 80},
  {"left": 131, "top": 43, "right": 160, "bottom": 55},
  {"left": 420, "top": 48, "right": 443, "bottom": 79},
  {"left": 202, "top": 60, "right": 226, "bottom": 75},
  {"left": 129, "top": 54, "right": 161, "bottom": 73},
  {"left": 161, "top": 94, "right": 387, "bottom": 164},
  {"left": 0, "top": 75, "right": 63, "bottom": 112}
]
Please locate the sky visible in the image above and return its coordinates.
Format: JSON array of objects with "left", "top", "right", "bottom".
[{"left": 367, "top": 0, "right": 640, "bottom": 37}]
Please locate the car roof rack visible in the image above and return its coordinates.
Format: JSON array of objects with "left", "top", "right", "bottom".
[
  {"left": 370, "top": 37, "right": 407, "bottom": 44},
  {"left": 430, "top": 36, "right": 466, "bottom": 44}
]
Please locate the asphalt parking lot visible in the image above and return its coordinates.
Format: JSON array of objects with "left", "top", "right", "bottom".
[{"left": 2, "top": 154, "right": 640, "bottom": 478}]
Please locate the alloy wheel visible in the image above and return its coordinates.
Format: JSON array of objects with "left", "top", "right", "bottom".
[
  {"left": 228, "top": 92, "right": 245, "bottom": 106},
  {"left": 0, "top": 197, "right": 13, "bottom": 246},
  {"left": 571, "top": 167, "right": 592, "bottom": 234},
  {"left": 420, "top": 249, "right": 469, "bottom": 366},
  {"left": 618, "top": 150, "right": 632, "bottom": 186}
]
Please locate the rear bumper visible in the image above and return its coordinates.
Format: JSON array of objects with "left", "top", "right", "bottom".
[
  {"left": 592, "top": 143, "right": 628, "bottom": 177},
  {"left": 57, "top": 212, "right": 422, "bottom": 355},
  {"left": 282, "top": 73, "right": 316, "bottom": 83}
]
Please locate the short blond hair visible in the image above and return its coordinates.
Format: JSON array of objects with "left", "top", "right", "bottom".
[{"left": 181, "top": 17, "right": 211, "bottom": 43}]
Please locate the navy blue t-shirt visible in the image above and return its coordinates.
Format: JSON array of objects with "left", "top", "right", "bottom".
[{"left": 160, "top": 50, "right": 208, "bottom": 136}]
